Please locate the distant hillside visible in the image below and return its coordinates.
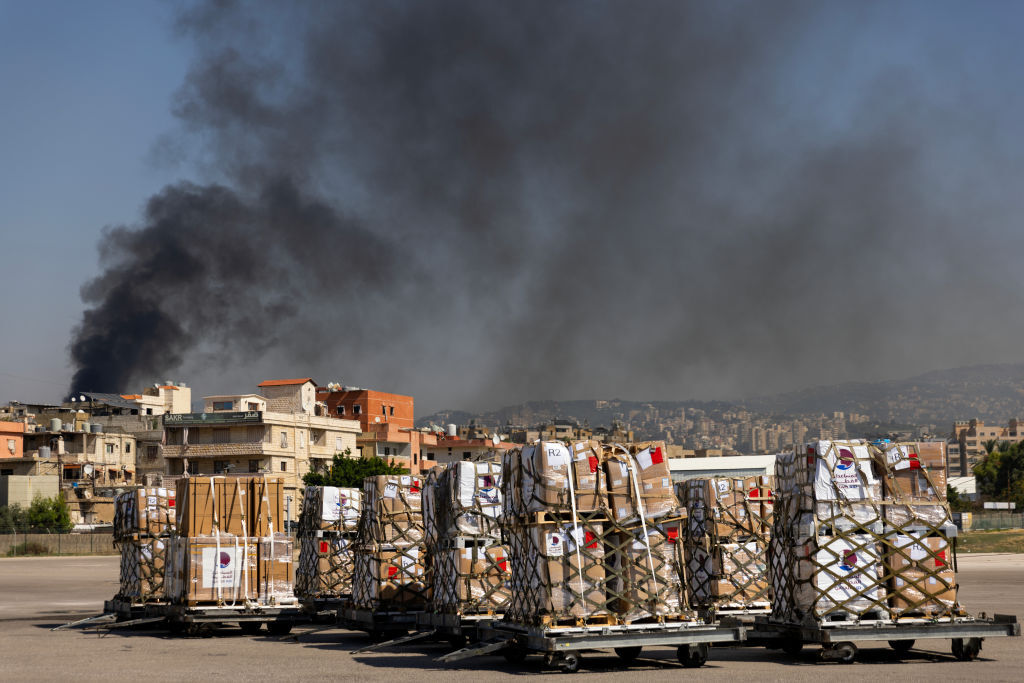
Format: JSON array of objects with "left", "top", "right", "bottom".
[
  {"left": 418, "top": 364, "right": 1024, "bottom": 431},
  {"left": 740, "top": 363, "right": 1024, "bottom": 426}
]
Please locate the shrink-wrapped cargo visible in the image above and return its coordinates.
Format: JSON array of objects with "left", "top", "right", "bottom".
[
  {"left": 117, "top": 536, "right": 169, "bottom": 602},
  {"left": 351, "top": 544, "right": 429, "bottom": 609},
  {"left": 358, "top": 474, "right": 424, "bottom": 546},
  {"left": 165, "top": 535, "right": 259, "bottom": 604},
  {"left": 431, "top": 539, "right": 511, "bottom": 614},
  {"left": 113, "top": 487, "right": 176, "bottom": 540},
  {"left": 298, "top": 486, "right": 361, "bottom": 535}
]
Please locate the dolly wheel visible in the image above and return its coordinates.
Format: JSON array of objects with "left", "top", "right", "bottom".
[
  {"left": 614, "top": 646, "right": 642, "bottom": 663},
  {"left": 830, "top": 642, "right": 857, "bottom": 664},
  {"left": 267, "top": 622, "right": 293, "bottom": 636},
  {"left": 559, "top": 653, "right": 581, "bottom": 673},
  {"left": 239, "top": 621, "right": 263, "bottom": 635},
  {"left": 502, "top": 643, "right": 528, "bottom": 665},
  {"left": 952, "top": 637, "right": 982, "bottom": 661},
  {"left": 781, "top": 639, "right": 803, "bottom": 657},
  {"left": 677, "top": 643, "right": 709, "bottom": 668},
  {"left": 888, "top": 639, "right": 914, "bottom": 654}
]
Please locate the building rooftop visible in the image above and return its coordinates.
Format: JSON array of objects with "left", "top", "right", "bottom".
[{"left": 258, "top": 378, "right": 316, "bottom": 387}]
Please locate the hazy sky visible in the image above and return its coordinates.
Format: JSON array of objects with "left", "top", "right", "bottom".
[{"left": 4, "top": 1, "right": 1024, "bottom": 416}]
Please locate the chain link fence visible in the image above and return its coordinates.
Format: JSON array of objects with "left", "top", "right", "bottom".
[{"left": 957, "top": 512, "right": 1024, "bottom": 531}]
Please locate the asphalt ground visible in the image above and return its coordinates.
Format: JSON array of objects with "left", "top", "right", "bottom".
[{"left": 0, "top": 553, "right": 1021, "bottom": 681}]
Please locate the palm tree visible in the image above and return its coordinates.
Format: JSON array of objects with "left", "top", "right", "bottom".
[{"left": 983, "top": 439, "right": 999, "bottom": 455}]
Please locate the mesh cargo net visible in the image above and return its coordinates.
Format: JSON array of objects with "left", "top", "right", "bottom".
[
  {"left": 502, "top": 441, "right": 692, "bottom": 626},
  {"left": 351, "top": 474, "right": 429, "bottom": 610},
  {"left": 113, "top": 487, "right": 176, "bottom": 541},
  {"left": 770, "top": 440, "right": 961, "bottom": 626},
  {"left": 116, "top": 537, "right": 168, "bottom": 602},
  {"left": 679, "top": 477, "right": 773, "bottom": 613},
  {"left": 295, "top": 534, "right": 356, "bottom": 599},
  {"left": 298, "top": 486, "right": 361, "bottom": 535},
  {"left": 423, "top": 460, "right": 509, "bottom": 615}
]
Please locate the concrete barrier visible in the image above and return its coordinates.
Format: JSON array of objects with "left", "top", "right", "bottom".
[{"left": 0, "top": 533, "right": 117, "bottom": 556}]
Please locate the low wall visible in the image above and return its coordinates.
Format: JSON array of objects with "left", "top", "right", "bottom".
[{"left": 0, "top": 532, "right": 117, "bottom": 556}]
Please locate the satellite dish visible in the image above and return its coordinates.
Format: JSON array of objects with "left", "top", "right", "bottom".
[
  {"left": 491, "top": 434, "right": 500, "bottom": 447},
  {"left": 374, "top": 416, "right": 380, "bottom": 423},
  {"left": 70, "top": 398, "right": 76, "bottom": 403},
  {"left": 79, "top": 395, "right": 86, "bottom": 401}
]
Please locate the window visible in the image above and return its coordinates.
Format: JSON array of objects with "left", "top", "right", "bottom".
[
  {"left": 146, "top": 445, "right": 158, "bottom": 461},
  {"left": 389, "top": 406, "right": 394, "bottom": 416},
  {"left": 413, "top": 453, "right": 418, "bottom": 465},
  {"left": 463, "top": 452, "right": 471, "bottom": 460},
  {"left": 213, "top": 401, "right": 233, "bottom": 411},
  {"left": 335, "top": 436, "right": 344, "bottom": 451},
  {"left": 0, "top": 468, "right": 13, "bottom": 476},
  {"left": 185, "top": 460, "right": 198, "bottom": 475},
  {"left": 125, "top": 443, "right": 131, "bottom": 454},
  {"left": 353, "top": 405, "right": 361, "bottom": 416},
  {"left": 105, "top": 443, "right": 115, "bottom": 455},
  {"left": 213, "top": 428, "right": 230, "bottom": 444},
  {"left": 383, "top": 446, "right": 391, "bottom": 456},
  {"left": 299, "top": 431, "right": 305, "bottom": 448},
  {"left": 249, "top": 459, "right": 260, "bottom": 473},
  {"left": 213, "top": 460, "right": 229, "bottom": 473},
  {"left": 382, "top": 406, "right": 387, "bottom": 415},
  {"left": 336, "top": 405, "right": 345, "bottom": 415},
  {"left": 280, "top": 461, "right": 287, "bottom": 472},
  {"left": 6, "top": 439, "right": 14, "bottom": 454},
  {"left": 146, "top": 408, "right": 153, "bottom": 415},
  {"left": 247, "top": 402, "right": 260, "bottom": 411},
  {"left": 280, "top": 431, "right": 288, "bottom": 448}
]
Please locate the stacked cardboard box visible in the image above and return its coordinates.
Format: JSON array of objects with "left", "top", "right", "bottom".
[
  {"left": 294, "top": 486, "right": 362, "bottom": 602},
  {"left": 680, "top": 476, "right": 773, "bottom": 613},
  {"left": 424, "top": 460, "right": 511, "bottom": 615},
  {"left": 351, "top": 474, "right": 429, "bottom": 610},
  {"left": 113, "top": 487, "right": 176, "bottom": 603},
  {"left": 770, "top": 440, "right": 961, "bottom": 625},
  {"left": 877, "top": 441, "right": 959, "bottom": 618},
  {"left": 502, "top": 441, "right": 689, "bottom": 625},
  {"left": 165, "top": 476, "right": 294, "bottom": 605}
]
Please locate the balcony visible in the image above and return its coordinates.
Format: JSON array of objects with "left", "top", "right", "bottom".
[{"left": 162, "top": 443, "right": 269, "bottom": 459}]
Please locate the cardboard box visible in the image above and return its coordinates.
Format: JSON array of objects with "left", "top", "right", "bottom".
[
  {"left": 299, "top": 486, "right": 361, "bottom": 534},
  {"left": 520, "top": 523, "right": 606, "bottom": 618},
  {"left": 217, "top": 478, "right": 249, "bottom": 536},
  {"left": 609, "top": 518, "right": 686, "bottom": 617},
  {"left": 175, "top": 477, "right": 217, "bottom": 536},
  {"left": 295, "top": 535, "right": 354, "bottom": 599},
  {"left": 432, "top": 543, "right": 511, "bottom": 612},
  {"left": 520, "top": 442, "right": 571, "bottom": 511},
  {"left": 115, "top": 487, "right": 176, "bottom": 539},
  {"left": 570, "top": 440, "right": 607, "bottom": 512},
  {"left": 811, "top": 535, "right": 885, "bottom": 615},
  {"left": 890, "top": 569, "right": 957, "bottom": 615},
  {"left": 167, "top": 535, "right": 259, "bottom": 604},
  {"left": 175, "top": 476, "right": 285, "bottom": 537},
  {"left": 118, "top": 536, "right": 168, "bottom": 601},
  {"left": 352, "top": 545, "right": 429, "bottom": 609},
  {"left": 881, "top": 442, "right": 947, "bottom": 502},
  {"left": 811, "top": 441, "right": 881, "bottom": 501},
  {"left": 250, "top": 476, "right": 285, "bottom": 536}
]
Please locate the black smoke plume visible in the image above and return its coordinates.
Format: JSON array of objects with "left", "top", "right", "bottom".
[{"left": 69, "top": 1, "right": 1024, "bottom": 410}]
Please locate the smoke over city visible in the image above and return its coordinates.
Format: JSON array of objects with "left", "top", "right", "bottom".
[{"left": 68, "top": 1, "right": 1024, "bottom": 411}]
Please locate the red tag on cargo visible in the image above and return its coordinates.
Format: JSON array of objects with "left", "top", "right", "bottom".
[
  {"left": 319, "top": 541, "right": 329, "bottom": 554},
  {"left": 667, "top": 527, "right": 679, "bottom": 543},
  {"left": 497, "top": 558, "right": 507, "bottom": 572},
  {"left": 169, "top": 499, "right": 175, "bottom": 508},
  {"left": 588, "top": 455, "right": 598, "bottom": 473},
  {"left": 651, "top": 447, "right": 664, "bottom": 464},
  {"left": 936, "top": 549, "right": 946, "bottom": 567},
  {"left": 584, "top": 531, "right": 598, "bottom": 549},
  {"left": 387, "top": 566, "right": 398, "bottom": 579}
]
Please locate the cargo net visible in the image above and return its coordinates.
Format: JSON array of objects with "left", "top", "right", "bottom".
[
  {"left": 358, "top": 475, "right": 425, "bottom": 547},
  {"left": 679, "top": 477, "right": 773, "bottom": 613},
  {"left": 423, "top": 460, "right": 502, "bottom": 548},
  {"left": 298, "top": 486, "right": 361, "bottom": 536},
  {"left": 295, "top": 534, "right": 356, "bottom": 600},
  {"left": 351, "top": 543, "right": 429, "bottom": 611},
  {"left": 770, "top": 441, "right": 961, "bottom": 627},
  {"left": 431, "top": 539, "right": 511, "bottom": 615},
  {"left": 116, "top": 536, "right": 168, "bottom": 602},
  {"left": 113, "top": 488, "right": 175, "bottom": 541}
]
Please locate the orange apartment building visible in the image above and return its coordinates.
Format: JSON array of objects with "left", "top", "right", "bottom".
[
  {"left": 316, "top": 385, "right": 440, "bottom": 473},
  {"left": 1, "top": 421, "right": 25, "bottom": 465}
]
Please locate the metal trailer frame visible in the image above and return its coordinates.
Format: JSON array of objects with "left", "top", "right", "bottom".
[
  {"left": 160, "top": 601, "right": 307, "bottom": 636},
  {"left": 300, "top": 596, "right": 348, "bottom": 622},
  {"left": 338, "top": 606, "right": 423, "bottom": 641},
  {"left": 749, "top": 613, "right": 1021, "bottom": 663},
  {"left": 50, "top": 598, "right": 168, "bottom": 632},
  {"left": 439, "top": 619, "right": 747, "bottom": 673},
  {"left": 350, "top": 611, "right": 500, "bottom": 654}
]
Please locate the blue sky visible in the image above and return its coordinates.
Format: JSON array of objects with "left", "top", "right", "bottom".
[{"left": 0, "top": 1, "right": 188, "bottom": 401}]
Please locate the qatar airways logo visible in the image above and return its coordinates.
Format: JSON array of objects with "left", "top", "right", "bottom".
[
  {"left": 836, "top": 448, "right": 856, "bottom": 471},
  {"left": 218, "top": 551, "right": 232, "bottom": 569},
  {"left": 838, "top": 549, "right": 858, "bottom": 571}
]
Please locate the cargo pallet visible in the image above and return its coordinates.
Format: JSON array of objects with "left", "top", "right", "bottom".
[
  {"left": 338, "top": 605, "right": 423, "bottom": 641},
  {"left": 749, "top": 613, "right": 1020, "bottom": 663},
  {"left": 439, "top": 619, "right": 746, "bottom": 673}
]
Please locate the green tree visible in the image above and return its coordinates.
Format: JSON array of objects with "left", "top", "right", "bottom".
[
  {"left": 0, "top": 504, "right": 27, "bottom": 533},
  {"left": 973, "top": 441, "right": 1024, "bottom": 508},
  {"left": 302, "top": 449, "right": 407, "bottom": 488},
  {"left": 27, "top": 495, "right": 72, "bottom": 533},
  {"left": 945, "top": 485, "right": 972, "bottom": 512},
  {"left": 982, "top": 439, "right": 999, "bottom": 455}
]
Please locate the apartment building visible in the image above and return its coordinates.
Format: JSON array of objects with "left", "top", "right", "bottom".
[
  {"left": 162, "top": 379, "right": 361, "bottom": 503},
  {"left": 951, "top": 418, "right": 1024, "bottom": 475}
]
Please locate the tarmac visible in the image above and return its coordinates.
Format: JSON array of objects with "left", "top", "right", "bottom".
[{"left": 0, "top": 552, "right": 1021, "bottom": 681}]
